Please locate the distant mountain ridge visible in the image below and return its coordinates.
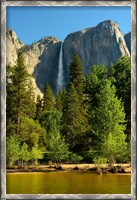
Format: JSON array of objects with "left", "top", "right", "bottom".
[{"left": 6, "top": 20, "right": 131, "bottom": 96}]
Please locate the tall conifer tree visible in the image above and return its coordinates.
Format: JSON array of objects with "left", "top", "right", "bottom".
[
  {"left": 62, "top": 54, "right": 89, "bottom": 151},
  {"left": 42, "top": 83, "right": 54, "bottom": 111},
  {"left": 35, "top": 95, "right": 43, "bottom": 120},
  {"left": 55, "top": 90, "right": 66, "bottom": 111},
  {"left": 6, "top": 52, "right": 36, "bottom": 136},
  {"left": 69, "top": 54, "right": 84, "bottom": 97}
]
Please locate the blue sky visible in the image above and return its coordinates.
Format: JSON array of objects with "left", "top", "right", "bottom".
[{"left": 6, "top": 6, "right": 131, "bottom": 44}]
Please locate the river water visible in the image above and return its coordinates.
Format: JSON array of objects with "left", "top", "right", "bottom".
[{"left": 6, "top": 172, "right": 131, "bottom": 194}]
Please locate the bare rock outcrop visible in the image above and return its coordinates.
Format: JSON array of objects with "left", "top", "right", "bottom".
[
  {"left": 124, "top": 32, "right": 131, "bottom": 54},
  {"left": 19, "top": 37, "right": 61, "bottom": 95},
  {"left": 6, "top": 29, "right": 24, "bottom": 66},
  {"left": 63, "top": 20, "right": 130, "bottom": 85},
  {"left": 6, "top": 20, "right": 130, "bottom": 97},
  {"left": 6, "top": 30, "right": 61, "bottom": 97}
]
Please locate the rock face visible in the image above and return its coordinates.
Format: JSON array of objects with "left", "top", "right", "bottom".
[
  {"left": 7, "top": 30, "right": 61, "bottom": 96},
  {"left": 6, "top": 29, "right": 24, "bottom": 66},
  {"left": 19, "top": 37, "right": 61, "bottom": 95},
  {"left": 124, "top": 32, "right": 131, "bottom": 54},
  {"left": 6, "top": 20, "right": 130, "bottom": 97},
  {"left": 63, "top": 20, "right": 130, "bottom": 84}
]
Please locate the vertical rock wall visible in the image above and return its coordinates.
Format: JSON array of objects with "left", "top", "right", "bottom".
[{"left": 6, "top": 20, "right": 131, "bottom": 97}]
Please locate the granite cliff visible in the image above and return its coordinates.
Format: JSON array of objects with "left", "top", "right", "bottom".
[
  {"left": 124, "top": 32, "right": 131, "bottom": 54},
  {"left": 6, "top": 20, "right": 131, "bottom": 96},
  {"left": 63, "top": 20, "right": 130, "bottom": 84},
  {"left": 6, "top": 29, "right": 24, "bottom": 66},
  {"left": 19, "top": 37, "right": 61, "bottom": 95},
  {"left": 6, "top": 30, "right": 61, "bottom": 96}
]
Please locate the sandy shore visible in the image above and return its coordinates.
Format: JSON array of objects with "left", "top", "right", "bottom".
[{"left": 6, "top": 163, "right": 131, "bottom": 174}]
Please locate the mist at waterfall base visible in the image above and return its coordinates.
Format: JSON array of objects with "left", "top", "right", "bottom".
[{"left": 57, "top": 43, "right": 64, "bottom": 92}]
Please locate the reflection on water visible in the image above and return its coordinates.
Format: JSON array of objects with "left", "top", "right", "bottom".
[{"left": 6, "top": 172, "right": 131, "bottom": 194}]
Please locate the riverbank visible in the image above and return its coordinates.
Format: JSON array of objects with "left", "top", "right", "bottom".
[{"left": 6, "top": 163, "right": 131, "bottom": 174}]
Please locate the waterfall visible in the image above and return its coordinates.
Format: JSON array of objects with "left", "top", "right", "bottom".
[{"left": 57, "top": 43, "right": 64, "bottom": 92}]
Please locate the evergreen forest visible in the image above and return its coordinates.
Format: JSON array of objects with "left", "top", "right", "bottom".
[{"left": 6, "top": 52, "right": 131, "bottom": 168}]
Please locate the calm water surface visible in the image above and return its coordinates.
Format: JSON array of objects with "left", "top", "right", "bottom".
[{"left": 6, "top": 172, "right": 131, "bottom": 194}]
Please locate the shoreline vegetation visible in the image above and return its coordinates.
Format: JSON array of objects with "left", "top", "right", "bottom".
[{"left": 6, "top": 163, "right": 131, "bottom": 174}]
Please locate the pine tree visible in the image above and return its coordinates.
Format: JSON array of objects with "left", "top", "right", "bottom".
[
  {"left": 62, "top": 55, "right": 89, "bottom": 152},
  {"left": 6, "top": 65, "right": 16, "bottom": 135},
  {"left": 35, "top": 95, "right": 43, "bottom": 120},
  {"left": 55, "top": 90, "right": 66, "bottom": 111},
  {"left": 42, "top": 83, "right": 54, "bottom": 111},
  {"left": 62, "top": 83, "right": 89, "bottom": 151},
  {"left": 69, "top": 54, "right": 84, "bottom": 96},
  {"left": 6, "top": 52, "right": 36, "bottom": 136}
]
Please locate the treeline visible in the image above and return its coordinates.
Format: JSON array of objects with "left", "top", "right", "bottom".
[{"left": 6, "top": 52, "right": 131, "bottom": 167}]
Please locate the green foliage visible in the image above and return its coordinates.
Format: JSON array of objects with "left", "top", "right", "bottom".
[
  {"left": 6, "top": 135, "right": 20, "bottom": 167},
  {"left": 26, "top": 78, "right": 36, "bottom": 119},
  {"left": 69, "top": 54, "right": 84, "bottom": 95},
  {"left": 62, "top": 55, "right": 89, "bottom": 152},
  {"left": 101, "top": 132, "right": 128, "bottom": 165},
  {"left": 19, "top": 116, "right": 46, "bottom": 149},
  {"left": 112, "top": 57, "right": 131, "bottom": 99},
  {"left": 6, "top": 52, "right": 36, "bottom": 136},
  {"left": 110, "top": 56, "right": 131, "bottom": 140},
  {"left": 6, "top": 133, "right": 45, "bottom": 167},
  {"left": 35, "top": 95, "right": 43, "bottom": 120},
  {"left": 70, "top": 153, "right": 83, "bottom": 164},
  {"left": 31, "top": 145, "right": 44, "bottom": 166},
  {"left": 107, "top": 62, "right": 115, "bottom": 82},
  {"left": 93, "top": 156, "right": 107, "bottom": 168},
  {"left": 20, "top": 143, "right": 31, "bottom": 165},
  {"left": 40, "top": 109, "right": 62, "bottom": 133},
  {"left": 46, "top": 131, "right": 70, "bottom": 166},
  {"left": 6, "top": 53, "right": 131, "bottom": 167},
  {"left": 62, "top": 83, "right": 89, "bottom": 151},
  {"left": 86, "top": 61, "right": 130, "bottom": 163},
  {"left": 86, "top": 64, "right": 107, "bottom": 108},
  {"left": 90, "top": 79, "right": 126, "bottom": 147},
  {"left": 42, "top": 83, "right": 54, "bottom": 111},
  {"left": 55, "top": 90, "right": 66, "bottom": 111}
]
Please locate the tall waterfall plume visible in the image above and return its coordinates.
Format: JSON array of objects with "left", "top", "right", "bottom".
[{"left": 57, "top": 43, "right": 64, "bottom": 92}]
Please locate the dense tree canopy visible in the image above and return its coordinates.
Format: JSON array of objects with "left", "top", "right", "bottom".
[
  {"left": 90, "top": 79, "right": 126, "bottom": 146},
  {"left": 109, "top": 56, "right": 131, "bottom": 140},
  {"left": 6, "top": 53, "right": 131, "bottom": 167}
]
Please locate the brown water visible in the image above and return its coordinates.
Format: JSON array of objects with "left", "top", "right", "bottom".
[{"left": 6, "top": 172, "right": 131, "bottom": 194}]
